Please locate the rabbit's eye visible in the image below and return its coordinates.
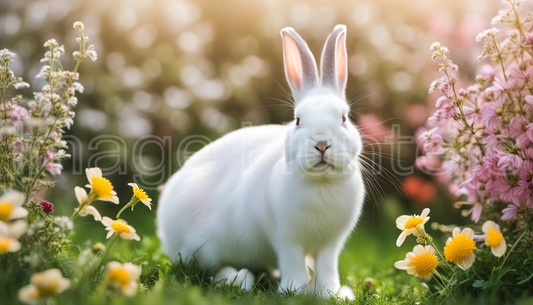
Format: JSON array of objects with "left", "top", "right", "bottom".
[
  {"left": 342, "top": 114, "right": 346, "bottom": 124},
  {"left": 296, "top": 118, "right": 300, "bottom": 126}
]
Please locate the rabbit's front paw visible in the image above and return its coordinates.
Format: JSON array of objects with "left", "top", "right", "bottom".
[{"left": 215, "top": 267, "right": 255, "bottom": 292}]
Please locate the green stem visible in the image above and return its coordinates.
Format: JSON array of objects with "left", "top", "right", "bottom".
[
  {"left": 116, "top": 196, "right": 138, "bottom": 219},
  {"left": 433, "top": 270, "right": 454, "bottom": 299},
  {"left": 497, "top": 228, "right": 528, "bottom": 279},
  {"left": 97, "top": 234, "right": 118, "bottom": 271},
  {"left": 116, "top": 204, "right": 131, "bottom": 219},
  {"left": 429, "top": 239, "right": 455, "bottom": 276}
]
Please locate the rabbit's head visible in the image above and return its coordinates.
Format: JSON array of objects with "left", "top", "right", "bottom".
[{"left": 281, "top": 25, "right": 362, "bottom": 178}]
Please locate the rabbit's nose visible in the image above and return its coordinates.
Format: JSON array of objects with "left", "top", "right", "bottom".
[{"left": 314, "top": 141, "right": 331, "bottom": 155}]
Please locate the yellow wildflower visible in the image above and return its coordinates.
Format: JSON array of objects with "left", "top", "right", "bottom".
[
  {"left": 0, "top": 191, "right": 28, "bottom": 222},
  {"left": 101, "top": 217, "right": 140, "bottom": 241},
  {"left": 395, "top": 208, "right": 430, "bottom": 247},
  {"left": 0, "top": 220, "right": 27, "bottom": 254},
  {"left": 85, "top": 167, "right": 119, "bottom": 204},
  {"left": 444, "top": 227, "right": 476, "bottom": 270},
  {"left": 74, "top": 186, "right": 101, "bottom": 221},
  {"left": 128, "top": 183, "right": 152, "bottom": 209},
  {"left": 104, "top": 261, "right": 141, "bottom": 296},
  {"left": 481, "top": 220, "right": 506, "bottom": 257},
  {"left": 394, "top": 245, "right": 439, "bottom": 279},
  {"left": 18, "top": 269, "right": 70, "bottom": 304}
]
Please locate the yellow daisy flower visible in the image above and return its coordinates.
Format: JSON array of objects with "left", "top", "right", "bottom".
[
  {"left": 395, "top": 208, "right": 430, "bottom": 247},
  {"left": 85, "top": 168, "right": 119, "bottom": 204},
  {"left": 128, "top": 183, "right": 152, "bottom": 209},
  {"left": 104, "top": 261, "right": 142, "bottom": 296},
  {"left": 0, "top": 190, "right": 28, "bottom": 222},
  {"left": 444, "top": 227, "right": 476, "bottom": 270},
  {"left": 481, "top": 220, "right": 506, "bottom": 257},
  {"left": 101, "top": 217, "right": 140, "bottom": 241},
  {"left": 394, "top": 245, "right": 439, "bottom": 279},
  {"left": 0, "top": 220, "right": 27, "bottom": 254},
  {"left": 74, "top": 186, "right": 101, "bottom": 221},
  {"left": 18, "top": 269, "right": 71, "bottom": 304}
]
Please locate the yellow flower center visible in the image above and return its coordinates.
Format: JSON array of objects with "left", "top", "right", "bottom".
[
  {"left": 404, "top": 217, "right": 424, "bottom": 230},
  {"left": 91, "top": 177, "right": 114, "bottom": 198},
  {"left": 0, "top": 238, "right": 10, "bottom": 253},
  {"left": 486, "top": 229, "right": 503, "bottom": 248},
  {"left": 107, "top": 268, "right": 131, "bottom": 286},
  {"left": 37, "top": 283, "right": 60, "bottom": 297},
  {"left": 133, "top": 187, "right": 148, "bottom": 201},
  {"left": 111, "top": 219, "right": 131, "bottom": 234},
  {"left": 410, "top": 253, "right": 439, "bottom": 278},
  {"left": 0, "top": 202, "right": 13, "bottom": 221},
  {"left": 496, "top": 108, "right": 503, "bottom": 115},
  {"left": 444, "top": 234, "right": 476, "bottom": 263}
]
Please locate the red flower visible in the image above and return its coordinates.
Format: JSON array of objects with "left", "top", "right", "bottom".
[{"left": 39, "top": 200, "right": 54, "bottom": 214}]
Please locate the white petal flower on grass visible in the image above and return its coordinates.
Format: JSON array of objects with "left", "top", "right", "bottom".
[
  {"left": 481, "top": 220, "right": 506, "bottom": 257},
  {"left": 101, "top": 217, "right": 140, "bottom": 241},
  {"left": 18, "top": 269, "right": 71, "bottom": 304},
  {"left": 104, "top": 261, "right": 142, "bottom": 296},
  {"left": 0, "top": 220, "right": 28, "bottom": 254},
  {"left": 394, "top": 245, "right": 439, "bottom": 279},
  {"left": 85, "top": 167, "right": 119, "bottom": 204},
  {"left": 444, "top": 227, "right": 476, "bottom": 270},
  {"left": 0, "top": 190, "right": 28, "bottom": 222},
  {"left": 128, "top": 183, "right": 152, "bottom": 210},
  {"left": 74, "top": 187, "right": 101, "bottom": 221},
  {"left": 395, "top": 208, "right": 430, "bottom": 247}
]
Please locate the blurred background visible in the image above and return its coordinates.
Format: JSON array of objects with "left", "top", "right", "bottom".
[{"left": 0, "top": 0, "right": 503, "bottom": 250}]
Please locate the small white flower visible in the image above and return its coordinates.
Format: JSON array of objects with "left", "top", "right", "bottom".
[
  {"left": 43, "top": 39, "right": 59, "bottom": 48},
  {"left": 395, "top": 208, "right": 431, "bottom": 247},
  {"left": 0, "top": 191, "right": 28, "bottom": 222},
  {"left": 18, "top": 269, "right": 71, "bottom": 304},
  {"left": 101, "top": 217, "right": 140, "bottom": 241},
  {"left": 74, "top": 186, "right": 102, "bottom": 221},
  {"left": 0, "top": 220, "right": 28, "bottom": 254},
  {"left": 104, "top": 261, "right": 142, "bottom": 296},
  {"left": 481, "top": 220, "right": 507, "bottom": 257},
  {"left": 73, "top": 21, "right": 84, "bottom": 29},
  {"left": 13, "top": 82, "right": 30, "bottom": 89},
  {"left": 128, "top": 183, "right": 152, "bottom": 210}
]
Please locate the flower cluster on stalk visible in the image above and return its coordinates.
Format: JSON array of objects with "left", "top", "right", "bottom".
[{"left": 417, "top": 0, "right": 533, "bottom": 227}]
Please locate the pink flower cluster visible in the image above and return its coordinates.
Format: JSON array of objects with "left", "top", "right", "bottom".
[{"left": 417, "top": 10, "right": 533, "bottom": 223}]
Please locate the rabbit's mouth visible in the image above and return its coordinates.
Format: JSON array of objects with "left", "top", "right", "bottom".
[{"left": 313, "top": 161, "right": 335, "bottom": 170}]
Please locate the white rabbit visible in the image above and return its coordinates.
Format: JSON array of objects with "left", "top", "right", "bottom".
[{"left": 157, "top": 24, "right": 364, "bottom": 299}]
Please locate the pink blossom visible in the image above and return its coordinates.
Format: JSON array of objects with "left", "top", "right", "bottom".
[
  {"left": 525, "top": 95, "right": 533, "bottom": 105},
  {"left": 501, "top": 203, "right": 520, "bottom": 221},
  {"left": 509, "top": 116, "right": 531, "bottom": 148},
  {"left": 487, "top": 77, "right": 508, "bottom": 92},
  {"left": 477, "top": 64, "right": 495, "bottom": 82},
  {"left": 515, "top": 160, "right": 533, "bottom": 206},
  {"left": 10, "top": 106, "right": 28, "bottom": 121},
  {"left": 471, "top": 203, "right": 482, "bottom": 223},
  {"left": 44, "top": 151, "right": 63, "bottom": 176},
  {"left": 483, "top": 129, "right": 506, "bottom": 153},
  {"left": 472, "top": 155, "right": 500, "bottom": 181},
  {"left": 526, "top": 123, "right": 533, "bottom": 142},
  {"left": 491, "top": 176, "right": 519, "bottom": 204},
  {"left": 12, "top": 138, "right": 23, "bottom": 152},
  {"left": 497, "top": 152, "right": 523, "bottom": 171},
  {"left": 480, "top": 96, "right": 505, "bottom": 131},
  {"left": 415, "top": 156, "right": 441, "bottom": 172},
  {"left": 525, "top": 32, "right": 533, "bottom": 45}
]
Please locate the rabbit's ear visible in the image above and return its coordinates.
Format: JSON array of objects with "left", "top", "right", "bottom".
[
  {"left": 321, "top": 24, "right": 348, "bottom": 96},
  {"left": 280, "top": 27, "right": 319, "bottom": 101}
]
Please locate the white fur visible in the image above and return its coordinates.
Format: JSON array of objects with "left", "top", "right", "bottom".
[{"left": 157, "top": 24, "right": 364, "bottom": 300}]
